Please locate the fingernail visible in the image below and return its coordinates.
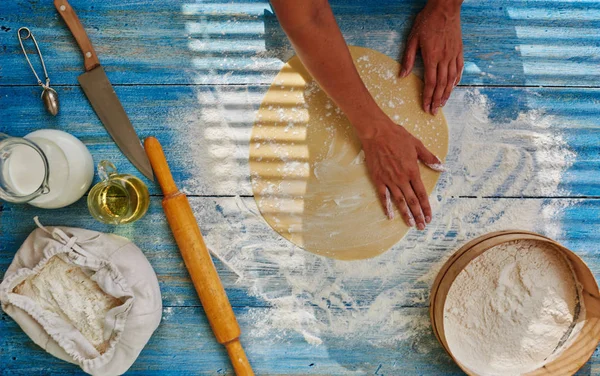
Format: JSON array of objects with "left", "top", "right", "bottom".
[
  {"left": 432, "top": 107, "right": 438, "bottom": 115},
  {"left": 425, "top": 162, "right": 447, "bottom": 173},
  {"left": 399, "top": 68, "right": 407, "bottom": 77},
  {"left": 424, "top": 104, "right": 430, "bottom": 113},
  {"left": 407, "top": 210, "right": 416, "bottom": 227},
  {"left": 425, "top": 215, "right": 431, "bottom": 223},
  {"left": 441, "top": 99, "right": 447, "bottom": 107},
  {"left": 417, "top": 222, "right": 425, "bottom": 231}
]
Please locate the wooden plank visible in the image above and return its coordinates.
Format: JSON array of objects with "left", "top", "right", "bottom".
[
  {"left": 1, "top": 197, "right": 599, "bottom": 375},
  {"left": 0, "top": 198, "right": 260, "bottom": 309},
  {"left": 1, "top": 86, "right": 599, "bottom": 197},
  {"left": 0, "top": 85, "right": 181, "bottom": 196},
  {"left": 3, "top": 196, "right": 600, "bottom": 309},
  {"left": 1, "top": 300, "right": 599, "bottom": 374},
  {"left": 0, "top": 306, "right": 466, "bottom": 375},
  {"left": 1, "top": 0, "right": 599, "bottom": 86},
  {"left": 1, "top": 194, "right": 599, "bottom": 374}
]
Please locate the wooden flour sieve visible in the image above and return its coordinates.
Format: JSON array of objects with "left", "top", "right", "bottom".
[{"left": 430, "top": 230, "right": 600, "bottom": 376}]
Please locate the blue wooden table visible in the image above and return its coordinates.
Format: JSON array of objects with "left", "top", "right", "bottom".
[{"left": 2, "top": 0, "right": 600, "bottom": 374}]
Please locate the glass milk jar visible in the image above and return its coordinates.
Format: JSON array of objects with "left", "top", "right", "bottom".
[{"left": 0, "top": 130, "right": 94, "bottom": 208}]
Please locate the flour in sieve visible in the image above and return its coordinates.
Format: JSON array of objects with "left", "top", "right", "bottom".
[{"left": 444, "top": 240, "right": 583, "bottom": 376}]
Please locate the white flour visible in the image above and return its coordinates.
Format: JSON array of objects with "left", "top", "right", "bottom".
[
  {"left": 174, "top": 77, "right": 576, "bottom": 354},
  {"left": 444, "top": 240, "right": 582, "bottom": 376},
  {"left": 14, "top": 256, "right": 121, "bottom": 353}
]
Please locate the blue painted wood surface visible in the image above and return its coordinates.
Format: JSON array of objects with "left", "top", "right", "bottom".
[
  {"left": 1, "top": 0, "right": 600, "bottom": 86},
  {"left": 1, "top": 0, "right": 600, "bottom": 375}
]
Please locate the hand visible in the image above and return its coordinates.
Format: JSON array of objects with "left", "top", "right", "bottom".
[
  {"left": 400, "top": 1, "right": 464, "bottom": 115},
  {"left": 358, "top": 118, "right": 445, "bottom": 230}
]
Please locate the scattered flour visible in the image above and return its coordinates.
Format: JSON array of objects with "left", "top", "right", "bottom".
[
  {"left": 14, "top": 256, "right": 121, "bottom": 353},
  {"left": 173, "top": 11, "right": 584, "bottom": 371},
  {"left": 211, "top": 92, "right": 573, "bottom": 355},
  {"left": 177, "top": 80, "right": 576, "bottom": 353},
  {"left": 444, "top": 240, "right": 582, "bottom": 376}
]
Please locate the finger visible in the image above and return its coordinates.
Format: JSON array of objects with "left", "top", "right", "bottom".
[
  {"left": 417, "top": 143, "right": 446, "bottom": 172},
  {"left": 399, "top": 182, "right": 425, "bottom": 230},
  {"left": 431, "top": 63, "right": 448, "bottom": 116},
  {"left": 400, "top": 37, "right": 419, "bottom": 78},
  {"left": 377, "top": 184, "right": 393, "bottom": 220},
  {"left": 423, "top": 62, "right": 437, "bottom": 115},
  {"left": 389, "top": 185, "right": 414, "bottom": 227},
  {"left": 385, "top": 187, "right": 395, "bottom": 220},
  {"left": 442, "top": 60, "right": 458, "bottom": 107},
  {"left": 455, "top": 52, "right": 464, "bottom": 87},
  {"left": 411, "top": 177, "right": 432, "bottom": 224}
]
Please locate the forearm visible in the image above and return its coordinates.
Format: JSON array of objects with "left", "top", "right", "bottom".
[
  {"left": 271, "top": 0, "right": 387, "bottom": 138},
  {"left": 426, "top": 0, "right": 463, "bottom": 15}
]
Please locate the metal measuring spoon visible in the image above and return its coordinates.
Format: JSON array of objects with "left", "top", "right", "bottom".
[{"left": 18, "top": 27, "right": 59, "bottom": 116}]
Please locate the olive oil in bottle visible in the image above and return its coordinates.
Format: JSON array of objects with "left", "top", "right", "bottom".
[{"left": 88, "top": 161, "right": 150, "bottom": 224}]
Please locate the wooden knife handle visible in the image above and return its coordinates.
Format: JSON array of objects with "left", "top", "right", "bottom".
[{"left": 54, "top": 0, "right": 100, "bottom": 71}]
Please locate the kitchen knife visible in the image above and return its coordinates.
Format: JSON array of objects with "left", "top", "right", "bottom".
[{"left": 54, "top": 0, "right": 154, "bottom": 181}]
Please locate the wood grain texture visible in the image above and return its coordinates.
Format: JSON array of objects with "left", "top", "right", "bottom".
[
  {"left": 3, "top": 197, "right": 600, "bottom": 308},
  {"left": 1, "top": 85, "right": 599, "bottom": 197},
  {"left": 0, "top": 306, "right": 465, "bottom": 375},
  {"left": 1, "top": 0, "right": 600, "bottom": 374},
  {"left": 1, "top": 0, "right": 600, "bottom": 86},
  {"left": 1, "top": 197, "right": 600, "bottom": 374}
]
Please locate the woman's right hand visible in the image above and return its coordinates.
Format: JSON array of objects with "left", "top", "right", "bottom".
[
  {"left": 357, "top": 117, "right": 445, "bottom": 230},
  {"left": 269, "top": 0, "right": 445, "bottom": 229}
]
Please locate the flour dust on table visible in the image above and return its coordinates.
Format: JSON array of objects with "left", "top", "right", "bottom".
[
  {"left": 172, "top": 52, "right": 575, "bottom": 350},
  {"left": 187, "top": 87, "right": 576, "bottom": 352}
]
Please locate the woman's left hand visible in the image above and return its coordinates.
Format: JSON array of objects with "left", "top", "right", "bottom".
[{"left": 400, "top": 0, "right": 464, "bottom": 115}]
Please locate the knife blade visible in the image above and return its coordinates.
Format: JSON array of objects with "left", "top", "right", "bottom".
[{"left": 54, "top": 0, "right": 154, "bottom": 181}]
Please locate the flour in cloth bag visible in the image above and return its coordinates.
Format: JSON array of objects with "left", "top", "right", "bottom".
[
  {"left": 0, "top": 219, "right": 162, "bottom": 376},
  {"left": 14, "top": 256, "right": 122, "bottom": 354},
  {"left": 444, "top": 240, "right": 583, "bottom": 376}
]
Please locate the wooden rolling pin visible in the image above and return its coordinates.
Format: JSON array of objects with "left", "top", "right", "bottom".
[{"left": 144, "top": 137, "right": 254, "bottom": 376}]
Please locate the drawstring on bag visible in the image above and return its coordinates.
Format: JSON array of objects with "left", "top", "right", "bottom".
[{"left": 33, "top": 216, "right": 93, "bottom": 259}]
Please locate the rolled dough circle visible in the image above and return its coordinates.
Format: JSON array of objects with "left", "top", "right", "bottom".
[{"left": 250, "top": 46, "right": 448, "bottom": 260}]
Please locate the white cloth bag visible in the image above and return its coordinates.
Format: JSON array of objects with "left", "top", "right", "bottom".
[{"left": 0, "top": 219, "right": 162, "bottom": 375}]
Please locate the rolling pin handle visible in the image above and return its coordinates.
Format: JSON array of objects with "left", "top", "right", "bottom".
[
  {"left": 144, "top": 137, "right": 179, "bottom": 196},
  {"left": 225, "top": 339, "right": 254, "bottom": 376}
]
